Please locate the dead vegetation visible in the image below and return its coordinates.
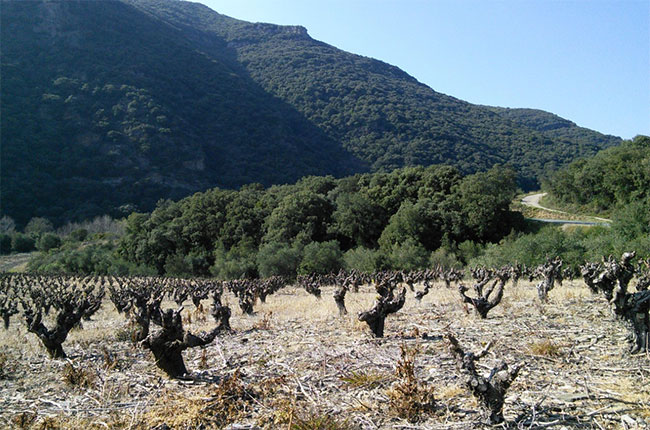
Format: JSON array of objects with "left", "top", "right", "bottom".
[
  {"left": 386, "top": 344, "right": 436, "bottom": 422},
  {"left": 0, "top": 270, "right": 649, "bottom": 429}
]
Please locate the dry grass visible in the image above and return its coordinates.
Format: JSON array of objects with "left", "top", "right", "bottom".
[
  {"left": 0, "top": 350, "right": 11, "bottom": 379},
  {"left": 387, "top": 344, "right": 436, "bottom": 423},
  {"left": 437, "top": 384, "right": 464, "bottom": 400},
  {"left": 340, "top": 369, "right": 391, "bottom": 389},
  {"left": 527, "top": 339, "right": 563, "bottom": 357},
  {"left": 289, "top": 412, "right": 356, "bottom": 430},
  {"left": 0, "top": 253, "right": 33, "bottom": 273},
  {"left": 0, "top": 279, "right": 648, "bottom": 429},
  {"left": 61, "top": 360, "right": 97, "bottom": 389},
  {"left": 138, "top": 370, "right": 257, "bottom": 429}
]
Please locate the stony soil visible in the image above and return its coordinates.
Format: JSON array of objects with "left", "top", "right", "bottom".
[{"left": 0, "top": 280, "right": 648, "bottom": 429}]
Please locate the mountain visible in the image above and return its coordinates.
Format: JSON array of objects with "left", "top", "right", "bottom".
[{"left": 0, "top": 0, "right": 621, "bottom": 226}]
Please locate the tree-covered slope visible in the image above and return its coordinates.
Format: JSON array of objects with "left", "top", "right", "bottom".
[
  {"left": 487, "top": 107, "right": 620, "bottom": 151},
  {"left": 544, "top": 135, "right": 650, "bottom": 213},
  {"left": 1, "top": 0, "right": 621, "bottom": 226},
  {"left": 130, "top": 0, "right": 621, "bottom": 183},
  {"left": 1, "top": 0, "right": 363, "bottom": 226}
]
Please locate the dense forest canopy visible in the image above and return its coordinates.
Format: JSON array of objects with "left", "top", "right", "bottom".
[
  {"left": 115, "top": 165, "right": 522, "bottom": 278},
  {"left": 0, "top": 0, "right": 620, "bottom": 227}
]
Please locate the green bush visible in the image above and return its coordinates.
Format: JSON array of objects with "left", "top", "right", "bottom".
[
  {"left": 163, "top": 253, "right": 191, "bottom": 277},
  {"left": 24, "top": 217, "right": 54, "bottom": 238},
  {"left": 0, "top": 234, "right": 11, "bottom": 255},
  {"left": 343, "top": 247, "right": 382, "bottom": 273},
  {"left": 611, "top": 198, "right": 650, "bottom": 241},
  {"left": 67, "top": 228, "right": 89, "bottom": 242},
  {"left": 469, "top": 227, "right": 569, "bottom": 269},
  {"left": 429, "top": 247, "right": 462, "bottom": 269},
  {"left": 163, "top": 251, "right": 211, "bottom": 277},
  {"left": 466, "top": 224, "right": 643, "bottom": 271},
  {"left": 387, "top": 238, "right": 429, "bottom": 271},
  {"left": 11, "top": 233, "right": 35, "bottom": 253},
  {"left": 0, "top": 216, "right": 16, "bottom": 234},
  {"left": 256, "top": 242, "right": 302, "bottom": 279},
  {"left": 456, "top": 240, "right": 484, "bottom": 264},
  {"left": 211, "top": 240, "right": 258, "bottom": 280},
  {"left": 27, "top": 242, "right": 155, "bottom": 275},
  {"left": 37, "top": 233, "right": 62, "bottom": 252},
  {"left": 298, "top": 240, "right": 343, "bottom": 275}
]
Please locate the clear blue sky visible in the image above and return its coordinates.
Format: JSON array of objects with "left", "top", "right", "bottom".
[{"left": 199, "top": 0, "right": 649, "bottom": 139}]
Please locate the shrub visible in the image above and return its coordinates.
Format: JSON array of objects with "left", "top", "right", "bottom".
[
  {"left": 27, "top": 242, "right": 155, "bottom": 275},
  {"left": 257, "top": 242, "right": 301, "bottom": 279},
  {"left": 343, "top": 246, "right": 381, "bottom": 273},
  {"left": 429, "top": 247, "right": 462, "bottom": 269},
  {"left": 0, "top": 216, "right": 16, "bottom": 234},
  {"left": 387, "top": 238, "right": 429, "bottom": 270},
  {"left": 470, "top": 225, "right": 589, "bottom": 271},
  {"left": 211, "top": 241, "right": 258, "bottom": 280},
  {"left": 387, "top": 345, "right": 436, "bottom": 423},
  {"left": 36, "top": 233, "right": 62, "bottom": 252},
  {"left": 163, "top": 253, "right": 192, "bottom": 277},
  {"left": 11, "top": 233, "right": 35, "bottom": 253},
  {"left": 24, "top": 217, "right": 54, "bottom": 238},
  {"left": 298, "top": 240, "right": 343, "bottom": 275},
  {"left": 67, "top": 228, "right": 88, "bottom": 242},
  {"left": 62, "top": 361, "right": 97, "bottom": 389},
  {"left": 456, "top": 240, "right": 484, "bottom": 264},
  {"left": 0, "top": 234, "right": 11, "bottom": 255}
]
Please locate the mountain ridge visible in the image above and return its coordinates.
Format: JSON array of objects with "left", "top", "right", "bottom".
[{"left": 0, "top": 0, "right": 621, "bottom": 226}]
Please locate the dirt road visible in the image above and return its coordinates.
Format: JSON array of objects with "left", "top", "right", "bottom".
[{"left": 520, "top": 193, "right": 611, "bottom": 226}]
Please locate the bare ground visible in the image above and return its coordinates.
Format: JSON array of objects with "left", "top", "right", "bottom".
[{"left": 0, "top": 280, "right": 648, "bottom": 429}]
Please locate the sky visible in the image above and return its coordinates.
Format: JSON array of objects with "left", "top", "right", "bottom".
[{"left": 199, "top": 0, "right": 649, "bottom": 139}]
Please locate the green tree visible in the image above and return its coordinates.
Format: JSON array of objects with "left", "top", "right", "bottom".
[
  {"left": 24, "top": 217, "right": 54, "bottom": 238},
  {"left": 0, "top": 234, "right": 12, "bottom": 254},
  {"left": 611, "top": 198, "right": 650, "bottom": 241},
  {"left": 164, "top": 252, "right": 193, "bottom": 277},
  {"left": 219, "top": 184, "right": 268, "bottom": 250},
  {"left": 0, "top": 216, "right": 16, "bottom": 233},
  {"left": 68, "top": 228, "right": 89, "bottom": 242},
  {"left": 378, "top": 201, "right": 423, "bottom": 250},
  {"left": 387, "top": 238, "right": 429, "bottom": 270},
  {"left": 11, "top": 233, "right": 36, "bottom": 253},
  {"left": 37, "top": 233, "right": 62, "bottom": 252},
  {"left": 263, "top": 190, "right": 334, "bottom": 244},
  {"left": 211, "top": 239, "right": 258, "bottom": 280},
  {"left": 256, "top": 242, "right": 302, "bottom": 279},
  {"left": 456, "top": 166, "right": 519, "bottom": 242},
  {"left": 330, "top": 192, "right": 387, "bottom": 249},
  {"left": 429, "top": 247, "right": 462, "bottom": 269},
  {"left": 343, "top": 247, "right": 381, "bottom": 273},
  {"left": 378, "top": 199, "right": 444, "bottom": 252},
  {"left": 298, "top": 240, "right": 344, "bottom": 275}
]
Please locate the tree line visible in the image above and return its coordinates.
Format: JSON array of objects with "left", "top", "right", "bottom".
[{"left": 116, "top": 165, "right": 521, "bottom": 278}]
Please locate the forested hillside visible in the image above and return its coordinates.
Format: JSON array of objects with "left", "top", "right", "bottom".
[
  {"left": 1, "top": 0, "right": 621, "bottom": 226},
  {"left": 1, "top": 0, "right": 362, "bottom": 226},
  {"left": 544, "top": 135, "right": 650, "bottom": 252},
  {"left": 135, "top": 0, "right": 619, "bottom": 182},
  {"left": 545, "top": 135, "right": 649, "bottom": 213}
]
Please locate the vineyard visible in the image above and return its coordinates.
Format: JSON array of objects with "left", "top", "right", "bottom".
[{"left": 0, "top": 255, "right": 649, "bottom": 429}]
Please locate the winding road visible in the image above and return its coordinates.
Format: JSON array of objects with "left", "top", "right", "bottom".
[{"left": 520, "top": 193, "right": 611, "bottom": 226}]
